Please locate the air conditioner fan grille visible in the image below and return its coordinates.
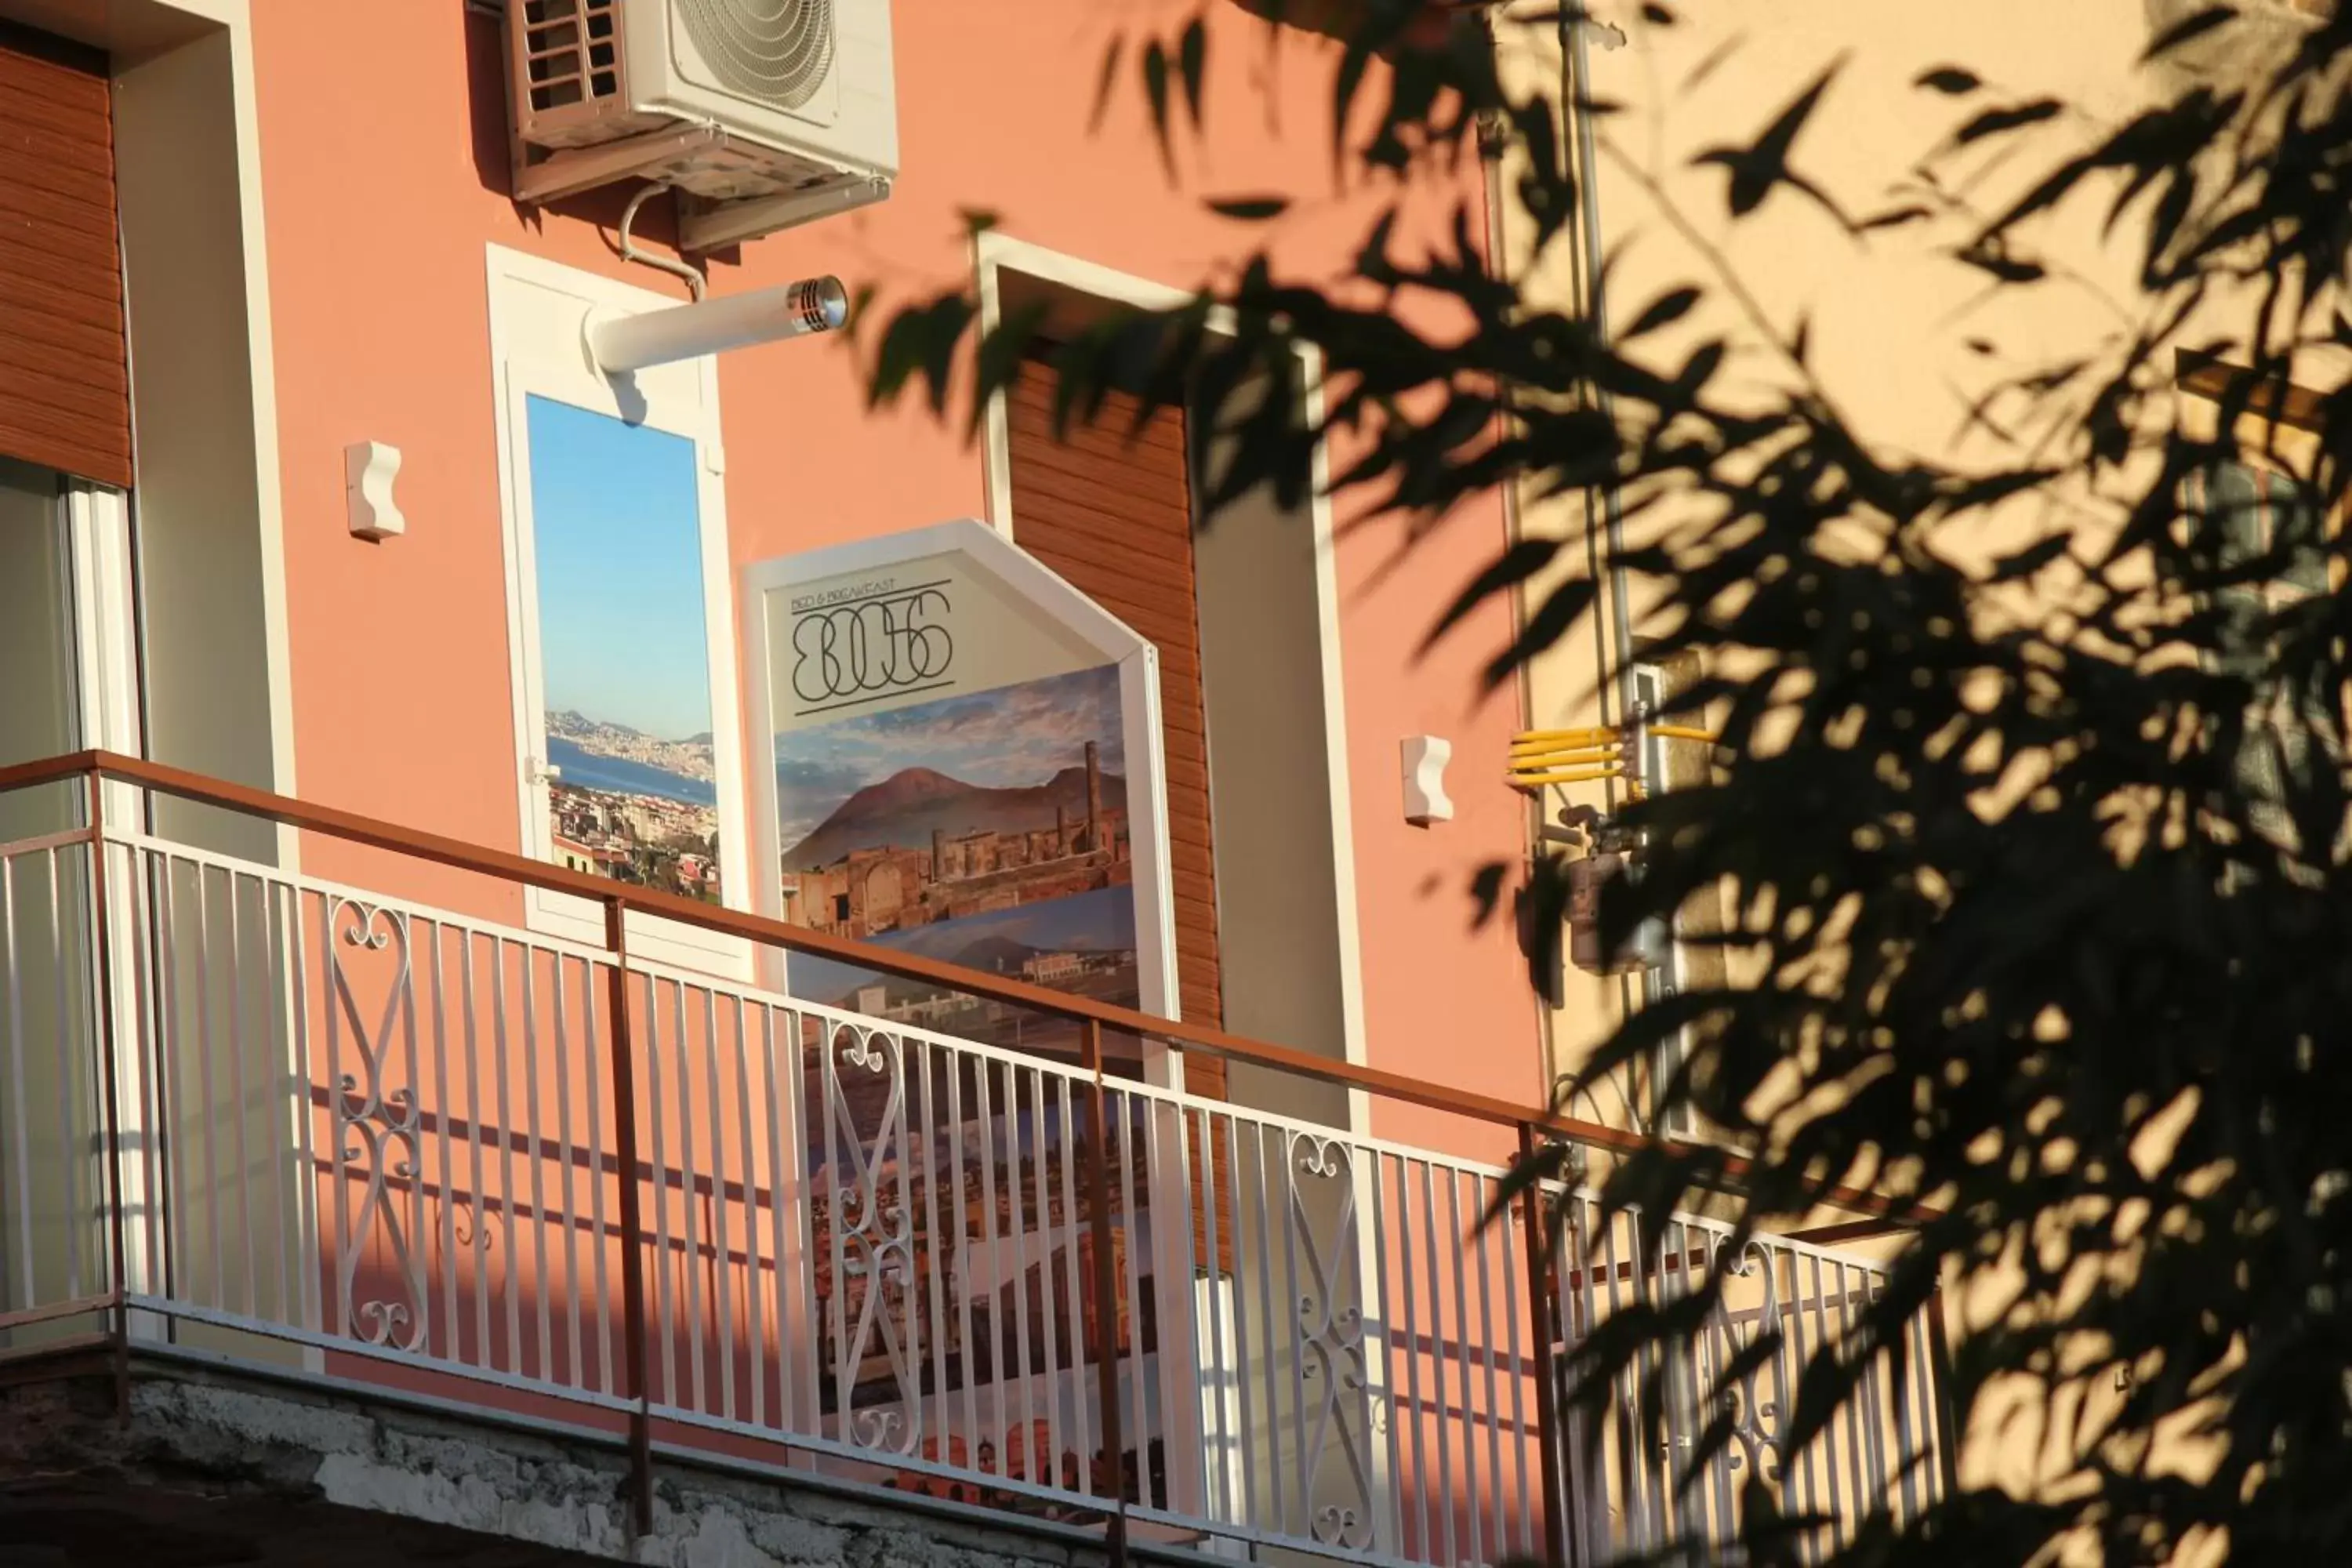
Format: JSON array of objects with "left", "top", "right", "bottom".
[{"left": 673, "top": 0, "right": 836, "bottom": 112}]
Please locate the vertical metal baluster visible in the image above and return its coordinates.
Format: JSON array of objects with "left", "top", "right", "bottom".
[
  {"left": 1900, "top": 1288, "right": 1938, "bottom": 1523},
  {"left": 817, "top": 1020, "right": 846, "bottom": 1443},
  {"left": 644, "top": 980, "right": 678, "bottom": 1409},
  {"left": 1054, "top": 1071, "right": 1089, "bottom": 1496},
  {"left": 82, "top": 787, "right": 129, "bottom": 1410},
  {"left": 315, "top": 884, "right": 346, "bottom": 1338},
  {"left": 1370, "top": 1151, "right": 1406, "bottom": 1558},
  {"left": 670, "top": 984, "right": 706, "bottom": 1413},
  {"left": 1595, "top": 1205, "right": 1642, "bottom": 1552},
  {"left": 285, "top": 884, "right": 319, "bottom": 1335},
  {"left": 1196, "top": 1101, "right": 1239, "bottom": 1526},
  {"left": 1279, "top": 1129, "right": 1309, "bottom": 1541},
  {"left": 1004, "top": 1059, "right": 1040, "bottom": 1471},
  {"left": 1446, "top": 1169, "right": 1484, "bottom": 1567},
  {"left": 1685, "top": 1224, "right": 1715, "bottom": 1544},
  {"left": 488, "top": 938, "right": 524, "bottom": 1371},
  {"left": 1570, "top": 1195, "right": 1605, "bottom": 1568},
  {"left": 1496, "top": 1173, "right": 1534, "bottom": 1557},
  {"left": 1213, "top": 1112, "right": 1253, "bottom": 1535},
  {"left": 581, "top": 955, "right": 612, "bottom": 1397},
  {"left": 219, "top": 868, "right": 253, "bottom": 1317},
  {"left": 1805, "top": 1254, "right": 1844, "bottom": 1543},
  {"left": 1885, "top": 1277, "right": 1925, "bottom": 1524},
  {"left": 1472, "top": 1171, "right": 1510, "bottom": 1557},
  {"left": 973, "top": 1045, "right": 1007, "bottom": 1472},
  {"left": 945, "top": 1034, "right": 978, "bottom": 1464},
  {"left": 552, "top": 953, "right": 585, "bottom": 1389},
  {"left": 163, "top": 864, "right": 199, "bottom": 1320},
  {"left": 394, "top": 907, "right": 426, "bottom": 1353},
  {"left": 732, "top": 993, "right": 764, "bottom": 1431},
  {"left": 518, "top": 945, "right": 553, "bottom": 1381},
  {"left": 1027, "top": 1065, "right": 1064, "bottom": 1495},
  {"left": 596, "top": 904, "right": 652, "bottom": 1531},
  {"left": 760, "top": 1003, "right": 790, "bottom": 1430},
  {"left": 1854, "top": 1272, "right": 1896, "bottom": 1526},
  {"left": 1250, "top": 1120, "right": 1290, "bottom": 1538},
  {"left": 1925, "top": 1287, "right": 1962, "bottom": 1509},
  {"left": 45, "top": 849, "right": 83, "bottom": 1302},
  {"left": 191, "top": 869, "right": 223, "bottom": 1311},
  {"left": 1, "top": 854, "right": 28, "bottom": 1312},
  {"left": 426, "top": 921, "right": 457, "bottom": 1354},
  {"left": 1840, "top": 1261, "right": 1876, "bottom": 1548},
  {"left": 914, "top": 1036, "right": 949, "bottom": 1461},
  {"left": 1076, "top": 1022, "right": 1126, "bottom": 1548},
  {"left": 1162, "top": 1098, "right": 1207, "bottom": 1517},
  {"left": 1700, "top": 1234, "right": 1737, "bottom": 1544},
  {"left": 1114, "top": 1085, "right": 1149, "bottom": 1508},
  {"left": 1417, "top": 1160, "right": 1456, "bottom": 1567},
  {"left": 701, "top": 986, "right": 736, "bottom": 1422},
  {"left": 1775, "top": 1249, "right": 1817, "bottom": 1565},
  {"left": 129, "top": 848, "right": 167, "bottom": 1311},
  {"left": 1391, "top": 1152, "right": 1428, "bottom": 1560},
  {"left": 460, "top": 933, "right": 492, "bottom": 1366},
  {"left": 888, "top": 1030, "right": 921, "bottom": 1464}
]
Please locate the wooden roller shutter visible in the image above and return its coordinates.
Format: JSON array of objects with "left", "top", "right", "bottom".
[
  {"left": 1004, "top": 356, "right": 1234, "bottom": 1271},
  {"left": 0, "top": 25, "right": 130, "bottom": 488}
]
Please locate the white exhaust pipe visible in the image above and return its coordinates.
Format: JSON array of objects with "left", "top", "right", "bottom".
[{"left": 587, "top": 275, "right": 849, "bottom": 375}]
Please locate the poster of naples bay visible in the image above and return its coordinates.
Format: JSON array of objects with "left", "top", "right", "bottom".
[{"left": 775, "top": 662, "right": 1138, "bottom": 1063}]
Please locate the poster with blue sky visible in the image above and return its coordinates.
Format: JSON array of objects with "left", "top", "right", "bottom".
[{"left": 526, "top": 394, "right": 724, "bottom": 902}]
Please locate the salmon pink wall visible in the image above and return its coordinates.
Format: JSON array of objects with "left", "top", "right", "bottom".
[{"left": 245, "top": 0, "right": 1538, "bottom": 1118}]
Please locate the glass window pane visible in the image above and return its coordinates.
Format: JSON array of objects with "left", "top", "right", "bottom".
[
  {"left": 0, "top": 456, "right": 76, "bottom": 840},
  {"left": 523, "top": 395, "right": 721, "bottom": 902}
]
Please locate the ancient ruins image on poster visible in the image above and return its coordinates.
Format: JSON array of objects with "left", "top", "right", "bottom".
[
  {"left": 774, "top": 662, "right": 1139, "bottom": 1058},
  {"left": 772, "top": 659, "right": 1166, "bottom": 1500}
]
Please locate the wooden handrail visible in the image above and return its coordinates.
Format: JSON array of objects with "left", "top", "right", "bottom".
[{"left": 0, "top": 748, "right": 1934, "bottom": 1224}]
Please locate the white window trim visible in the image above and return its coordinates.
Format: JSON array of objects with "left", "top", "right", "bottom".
[
  {"left": 970, "top": 230, "right": 1371, "bottom": 1084},
  {"left": 485, "top": 245, "right": 753, "bottom": 981},
  {"left": 971, "top": 231, "right": 1377, "bottom": 1530}
]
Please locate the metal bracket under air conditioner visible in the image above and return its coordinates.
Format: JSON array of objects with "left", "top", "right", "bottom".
[
  {"left": 511, "top": 123, "right": 731, "bottom": 207},
  {"left": 678, "top": 173, "right": 891, "bottom": 255}
]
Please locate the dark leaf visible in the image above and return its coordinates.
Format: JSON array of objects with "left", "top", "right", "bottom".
[
  {"left": 1424, "top": 537, "right": 1565, "bottom": 651},
  {"left": 1207, "top": 194, "right": 1290, "bottom": 221},
  {"left": 2143, "top": 5, "right": 2237, "bottom": 60},
  {"left": 1178, "top": 17, "right": 1207, "bottom": 130},
  {"left": 1624, "top": 285, "right": 1702, "bottom": 339},
  {"left": 1916, "top": 65, "right": 1982, "bottom": 94},
  {"left": 1483, "top": 577, "right": 1599, "bottom": 689},
  {"left": 1088, "top": 36, "right": 1124, "bottom": 132},
  {"left": 1955, "top": 98, "right": 2063, "bottom": 143},
  {"left": 1694, "top": 64, "right": 1840, "bottom": 218}
]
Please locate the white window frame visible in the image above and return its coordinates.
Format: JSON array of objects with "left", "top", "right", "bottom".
[
  {"left": 973, "top": 230, "right": 1378, "bottom": 1535},
  {"left": 485, "top": 245, "right": 753, "bottom": 981}
]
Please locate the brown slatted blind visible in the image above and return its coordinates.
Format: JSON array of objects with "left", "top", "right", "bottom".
[
  {"left": 1005, "top": 357, "right": 1234, "bottom": 1272},
  {"left": 0, "top": 27, "right": 129, "bottom": 488}
]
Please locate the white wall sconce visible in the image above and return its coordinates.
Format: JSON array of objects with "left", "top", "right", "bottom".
[
  {"left": 345, "top": 441, "right": 405, "bottom": 541},
  {"left": 1401, "top": 735, "right": 1454, "bottom": 826}
]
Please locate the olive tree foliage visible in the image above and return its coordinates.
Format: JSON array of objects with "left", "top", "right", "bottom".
[{"left": 866, "top": 2, "right": 2352, "bottom": 1562}]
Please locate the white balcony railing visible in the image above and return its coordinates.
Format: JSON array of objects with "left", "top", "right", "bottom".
[{"left": 0, "top": 753, "right": 1951, "bottom": 1566}]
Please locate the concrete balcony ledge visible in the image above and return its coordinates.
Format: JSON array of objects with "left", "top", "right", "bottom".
[{"left": 0, "top": 1351, "right": 1124, "bottom": 1568}]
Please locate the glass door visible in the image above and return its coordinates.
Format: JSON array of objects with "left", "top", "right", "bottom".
[{"left": 0, "top": 457, "right": 139, "bottom": 1347}]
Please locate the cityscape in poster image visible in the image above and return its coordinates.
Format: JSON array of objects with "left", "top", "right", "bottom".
[{"left": 525, "top": 394, "right": 725, "bottom": 904}]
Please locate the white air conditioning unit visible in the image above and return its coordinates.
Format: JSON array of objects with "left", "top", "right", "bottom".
[{"left": 506, "top": 0, "right": 896, "bottom": 252}]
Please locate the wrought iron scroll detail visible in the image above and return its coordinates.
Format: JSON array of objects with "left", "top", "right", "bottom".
[
  {"left": 328, "top": 898, "right": 427, "bottom": 1352},
  {"left": 1288, "top": 1134, "right": 1375, "bottom": 1550},
  {"left": 822, "top": 1021, "right": 920, "bottom": 1454}
]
